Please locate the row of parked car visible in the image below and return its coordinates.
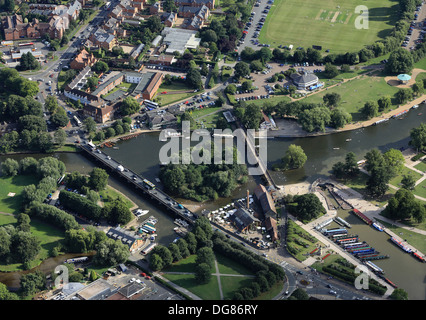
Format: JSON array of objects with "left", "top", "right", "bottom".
[{"left": 235, "top": 94, "right": 270, "bottom": 102}]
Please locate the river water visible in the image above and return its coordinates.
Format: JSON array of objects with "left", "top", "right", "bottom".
[{"left": 0, "top": 105, "right": 424, "bottom": 298}]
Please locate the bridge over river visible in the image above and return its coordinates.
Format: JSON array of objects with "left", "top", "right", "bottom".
[{"left": 80, "top": 143, "right": 198, "bottom": 225}]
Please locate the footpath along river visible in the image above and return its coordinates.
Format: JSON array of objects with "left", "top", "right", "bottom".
[{"left": 0, "top": 104, "right": 424, "bottom": 298}]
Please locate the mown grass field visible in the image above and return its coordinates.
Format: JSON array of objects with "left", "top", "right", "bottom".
[
  {"left": 258, "top": 0, "right": 399, "bottom": 53},
  {"left": 301, "top": 73, "right": 399, "bottom": 121}
]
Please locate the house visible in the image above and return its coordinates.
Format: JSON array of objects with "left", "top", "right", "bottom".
[
  {"left": 83, "top": 103, "right": 118, "bottom": 123},
  {"left": 264, "top": 216, "right": 278, "bottom": 242},
  {"left": 70, "top": 48, "right": 97, "bottom": 70},
  {"left": 89, "top": 28, "right": 117, "bottom": 50},
  {"left": 163, "top": 12, "right": 177, "bottom": 27},
  {"left": 106, "top": 227, "right": 145, "bottom": 252},
  {"left": 150, "top": 2, "right": 161, "bottom": 14},
  {"left": 175, "top": 0, "right": 215, "bottom": 10},
  {"left": 228, "top": 207, "right": 260, "bottom": 232},
  {"left": 1, "top": 15, "right": 41, "bottom": 41},
  {"left": 178, "top": 5, "right": 209, "bottom": 19},
  {"left": 130, "top": 43, "right": 145, "bottom": 59},
  {"left": 146, "top": 110, "right": 176, "bottom": 129},
  {"left": 290, "top": 70, "right": 319, "bottom": 90},
  {"left": 253, "top": 184, "right": 277, "bottom": 219},
  {"left": 147, "top": 54, "right": 176, "bottom": 66}
]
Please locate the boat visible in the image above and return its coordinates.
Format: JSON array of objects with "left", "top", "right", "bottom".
[
  {"left": 65, "top": 256, "right": 88, "bottom": 264},
  {"left": 365, "top": 261, "right": 384, "bottom": 274},
  {"left": 345, "top": 139, "right": 352, "bottom": 142},
  {"left": 383, "top": 277, "right": 398, "bottom": 288},
  {"left": 333, "top": 147, "right": 340, "bottom": 150},
  {"left": 391, "top": 109, "right": 408, "bottom": 118},
  {"left": 373, "top": 118, "right": 389, "bottom": 125},
  {"left": 352, "top": 209, "right": 373, "bottom": 225},
  {"left": 418, "top": 113, "right": 423, "bottom": 116},
  {"left": 335, "top": 216, "right": 351, "bottom": 228},
  {"left": 372, "top": 222, "right": 384, "bottom": 232},
  {"left": 412, "top": 252, "right": 425, "bottom": 262},
  {"left": 134, "top": 209, "right": 149, "bottom": 217},
  {"left": 411, "top": 104, "right": 419, "bottom": 109},
  {"left": 390, "top": 236, "right": 412, "bottom": 253}
]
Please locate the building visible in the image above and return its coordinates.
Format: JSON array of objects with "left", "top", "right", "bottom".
[
  {"left": 163, "top": 12, "right": 177, "bottom": 27},
  {"left": 175, "top": 0, "right": 215, "bottom": 10},
  {"left": 178, "top": 5, "right": 209, "bottom": 19},
  {"left": 147, "top": 54, "right": 176, "bottom": 66},
  {"left": 130, "top": 43, "right": 145, "bottom": 59},
  {"left": 83, "top": 103, "right": 118, "bottom": 123},
  {"left": 290, "top": 70, "right": 319, "bottom": 90},
  {"left": 253, "top": 184, "right": 276, "bottom": 219},
  {"left": 1, "top": 15, "right": 41, "bottom": 40},
  {"left": 264, "top": 216, "right": 278, "bottom": 242},
  {"left": 64, "top": 279, "right": 117, "bottom": 300},
  {"left": 146, "top": 110, "right": 176, "bottom": 129},
  {"left": 106, "top": 282, "right": 145, "bottom": 300},
  {"left": 229, "top": 207, "right": 260, "bottom": 232},
  {"left": 106, "top": 226, "right": 145, "bottom": 252},
  {"left": 70, "top": 48, "right": 97, "bottom": 70},
  {"left": 259, "top": 112, "right": 276, "bottom": 130},
  {"left": 89, "top": 28, "right": 117, "bottom": 50},
  {"left": 161, "top": 27, "right": 201, "bottom": 54},
  {"left": 130, "top": 71, "right": 163, "bottom": 100},
  {"left": 150, "top": 1, "right": 161, "bottom": 14}
]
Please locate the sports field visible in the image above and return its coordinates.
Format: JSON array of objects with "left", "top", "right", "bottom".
[{"left": 258, "top": 0, "right": 400, "bottom": 53}]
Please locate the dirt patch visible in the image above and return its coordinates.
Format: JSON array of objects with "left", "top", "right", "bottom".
[{"left": 330, "top": 11, "right": 341, "bottom": 23}]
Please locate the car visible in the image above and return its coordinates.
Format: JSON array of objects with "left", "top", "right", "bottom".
[
  {"left": 329, "top": 290, "right": 337, "bottom": 295},
  {"left": 296, "top": 271, "right": 304, "bottom": 275}
]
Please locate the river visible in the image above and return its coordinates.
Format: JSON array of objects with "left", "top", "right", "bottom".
[{"left": 0, "top": 105, "right": 424, "bottom": 298}]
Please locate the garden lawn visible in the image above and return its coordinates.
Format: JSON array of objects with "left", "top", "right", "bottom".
[
  {"left": 99, "top": 185, "right": 135, "bottom": 209},
  {"left": 389, "top": 166, "right": 423, "bottom": 189},
  {"left": 163, "top": 272, "right": 221, "bottom": 300},
  {"left": 301, "top": 74, "right": 399, "bottom": 121},
  {"left": 155, "top": 82, "right": 200, "bottom": 106},
  {"left": 258, "top": 0, "right": 400, "bottom": 53},
  {"left": 0, "top": 174, "right": 39, "bottom": 215},
  {"left": 414, "top": 160, "right": 426, "bottom": 173},
  {"left": 413, "top": 179, "right": 426, "bottom": 199}
]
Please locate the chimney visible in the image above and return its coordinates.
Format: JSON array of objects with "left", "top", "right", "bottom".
[{"left": 247, "top": 189, "right": 250, "bottom": 209}]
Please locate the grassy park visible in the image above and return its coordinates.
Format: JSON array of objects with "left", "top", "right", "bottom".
[
  {"left": 258, "top": 0, "right": 400, "bottom": 53},
  {"left": 301, "top": 73, "right": 400, "bottom": 121},
  {"left": 162, "top": 252, "right": 282, "bottom": 300}
]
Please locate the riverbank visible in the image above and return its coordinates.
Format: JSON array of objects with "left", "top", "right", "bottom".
[{"left": 266, "top": 96, "right": 425, "bottom": 138}]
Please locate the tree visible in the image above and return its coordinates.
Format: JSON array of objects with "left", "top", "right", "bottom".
[
  {"left": 1, "top": 158, "right": 19, "bottom": 176},
  {"left": 4, "top": 0, "right": 15, "bottom": 12},
  {"left": 195, "top": 263, "right": 211, "bottom": 284},
  {"left": 281, "top": 144, "right": 307, "bottom": 170},
  {"left": 409, "top": 123, "right": 426, "bottom": 151},
  {"left": 20, "top": 271, "right": 45, "bottom": 297},
  {"left": 390, "top": 288, "right": 409, "bottom": 300},
  {"left": 50, "top": 112, "right": 69, "bottom": 128},
  {"left": 323, "top": 92, "right": 341, "bottom": 108},
  {"left": 401, "top": 175, "right": 416, "bottom": 190},
  {"left": 89, "top": 168, "right": 109, "bottom": 191},
  {"left": 195, "top": 246, "right": 215, "bottom": 268},
  {"left": 366, "top": 166, "right": 391, "bottom": 198},
  {"left": 241, "top": 103, "right": 262, "bottom": 129},
  {"left": 330, "top": 108, "right": 352, "bottom": 129},
  {"left": 249, "top": 60, "right": 263, "bottom": 72},
  {"left": 361, "top": 101, "right": 378, "bottom": 120},
  {"left": 291, "top": 193, "right": 326, "bottom": 222},
  {"left": 83, "top": 117, "right": 97, "bottom": 133},
  {"left": 377, "top": 96, "right": 391, "bottom": 112},
  {"left": 103, "top": 197, "right": 133, "bottom": 225},
  {"left": 93, "top": 61, "right": 109, "bottom": 73},
  {"left": 394, "top": 88, "right": 413, "bottom": 104},
  {"left": 93, "top": 238, "right": 129, "bottom": 266},
  {"left": 323, "top": 63, "right": 339, "bottom": 78},
  {"left": 186, "top": 68, "right": 203, "bottom": 89},
  {"left": 298, "top": 106, "right": 331, "bottom": 132},
  {"left": 383, "top": 148, "right": 405, "bottom": 175},
  {"left": 11, "top": 231, "right": 41, "bottom": 265},
  {"left": 44, "top": 95, "right": 59, "bottom": 113},
  {"left": 234, "top": 61, "right": 250, "bottom": 79},
  {"left": 385, "top": 48, "right": 414, "bottom": 74}
]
